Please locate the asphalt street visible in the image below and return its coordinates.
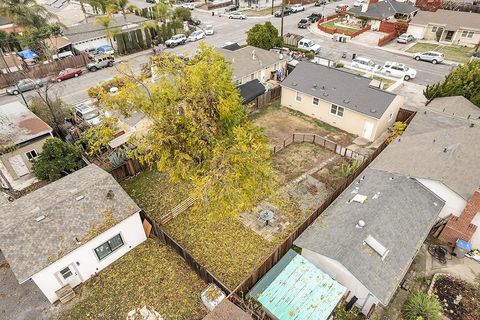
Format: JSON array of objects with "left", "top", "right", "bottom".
[{"left": 0, "top": 1, "right": 452, "bottom": 106}]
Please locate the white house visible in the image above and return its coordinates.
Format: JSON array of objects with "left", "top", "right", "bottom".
[
  {"left": 294, "top": 168, "right": 445, "bottom": 315},
  {"left": 0, "top": 164, "right": 147, "bottom": 303}
]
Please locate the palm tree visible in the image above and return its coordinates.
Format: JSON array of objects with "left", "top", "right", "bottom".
[
  {"left": 95, "top": 16, "right": 116, "bottom": 47},
  {"left": 154, "top": 2, "right": 172, "bottom": 24},
  {"left": 0, "top": 0, "right": 56, "bottom": 31},
  {"left": 111, "top": 0, "right": 136, "bottom": 23}
]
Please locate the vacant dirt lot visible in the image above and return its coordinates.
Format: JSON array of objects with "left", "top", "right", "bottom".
[
  {"left": 252, "top": 105, "right": 356, "bottom": 147},
  {"left": 273, "top": 143, "right": 340, "bottom": 184}
]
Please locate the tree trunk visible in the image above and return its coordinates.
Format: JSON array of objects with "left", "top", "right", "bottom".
[{"left": 79, "top": 0, "right": 88, "bottom": 21}]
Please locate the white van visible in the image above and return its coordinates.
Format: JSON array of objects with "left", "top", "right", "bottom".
[{"left": 52, "top": 51, "right": 74, "bottom": 60}]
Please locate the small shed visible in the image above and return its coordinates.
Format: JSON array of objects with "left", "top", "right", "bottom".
[
  {"left": 247, "top": 250, "right": 346, "bottom": 320},
  {"left": 203, "top": 299, "right": 252, "bottom": 320}
]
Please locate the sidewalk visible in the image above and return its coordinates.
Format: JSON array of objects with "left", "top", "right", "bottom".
[{"left": 307, "top": 25, "right": 459, "bottom": 66}]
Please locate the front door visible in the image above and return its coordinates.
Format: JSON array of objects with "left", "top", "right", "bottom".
[
  {"left": 445, "top": 31, "right": 454, "bottom": 41},
  {"left": 57, "top": 264, "right": 82, "bottom": 288},
  {"left": 362, "top": 121, "right": 374, "bottom": 140},
  {"left": 8, "top": 154, "right": 29, "bottom": 177}
]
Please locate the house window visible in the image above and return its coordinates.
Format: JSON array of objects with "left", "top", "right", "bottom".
[
  {"left": 330, "top": 104, "right": 344, "bottom": 117},
  {"left": 431, "top": 26, "right": 438, "bottom": 33},
  {"left": 59, "top": 267, "right": 73, "bottom": 280},
  {"left": 461, "top": 31, "right": 474, "bottom": 38},
  {"left": 94, "top": 234, "right": 124, "bottom": 261},
  {"left": 313, "top": 97, "right": 319, "bottom": 106},
  {"left": 25, "top": 150, "right": 38, "bottom": 161},
  {"left": 295, "top": 91, "right": 302, "bottom": 102}
]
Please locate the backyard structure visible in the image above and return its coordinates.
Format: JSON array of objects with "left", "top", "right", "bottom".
[
  {"left": 247, "top": 249, "right": 346, "bottom": 320},
  {"left": 280, "top": 61, "right": 404, "bottom": 142},
  {"left": 0, "top": 101, "right": 53, "bottom": 191},
  {"left": 294, "top": 168, "right": 445, "bottom": 315},
  {"left": 0, "top": 164, "right": 147, "bottom": 303},
  {"left": 406, "top": 10, "right": 480, "bottom": 48}
]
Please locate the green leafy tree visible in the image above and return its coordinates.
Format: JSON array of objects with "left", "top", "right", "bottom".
[
  {"left": 29, "top": 97, "right": 71, "bottom": 137},
  {"left": 95, "top": 16, "right": 119, "bottom": 48},
  {"left": 81, "top": 116, "right": 118, "bottom": 156},
  {"left": 246, "top": 22, "right": 282, "bottom": 50},
  {"left": 424, "top": 60, "right": 480, "bottom": 107},
  {"left": 173, "top": 7, "right": 191, "bottom": 22},
  {"left": 32, "top": 138, "right": 85, "bottom": 182},
  {"left": 135, "top": 28, "right": 145, "bottom": 49},
  {"left": 0, "top": 0, "right": 56, "bottom": 31},
  {"left": 96, "top": 44, "right": 275, "bottom": 217},
  {"left": 154, "top": 2, "right": 172, "bottom": 23},
  {"left": 115, "top": 32, "right": 126, "bottom": 54},
  {"left": 144, "top": 27, "right": 152, "bottom": 48},
  {"left": 402, "top": 291, "right": 442, "bottom": 320},
  {"left": 19, "top": 22, "right": 64, "bottom": 57}
]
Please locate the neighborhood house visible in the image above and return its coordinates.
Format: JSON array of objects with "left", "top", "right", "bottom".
[
  {"left": 0, "top": 101, "right": 53, "bottom": 190},
  {"left": 406, "top": 10, "right": 480, "bottom": 47},
  {"left": 0, "top": 164, "right": 147, "bottom": 303},
  {"left": 280, "top": 61, "right": 404, "bottom": 141}
]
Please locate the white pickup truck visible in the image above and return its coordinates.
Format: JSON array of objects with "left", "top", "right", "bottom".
[{"left": 297, "top": 38, "right": 321, "bottom": 54}]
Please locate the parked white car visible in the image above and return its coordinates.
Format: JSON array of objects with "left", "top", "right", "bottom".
[
  {"left": 181, "top": 2, "right": 195, "bottom": 10},
  {"left": 75, "top": 102, "right": 102, "bottom": 126},
  {"left": 228, "top": 11, "right": 247, "bottom": 19},
  {"left": 291, "top": 4, "right": 305, "bottom": 12},
  {"left": 165, "top": 34, "right": 187, "bottom": 47},
  {"left": 381, "top": 61, "right": 417, "bottom": 81},
  {"left": 204, "top": 24, "right": 214, "bottom": 35},
  {"left": 353, "top": 0, "right": 367, "bottom": 7},
  {"left": 298, "top": 38, "right": 321, "bottom": 53},
  {"left": 413, "top": 51, "right": 444, "bottom": 64},
  {"left": 351, "top": 57, "right": 380, "bottom": 72},
  {"left": 187, "top": 30, "right": 206, "bottom": 42}
]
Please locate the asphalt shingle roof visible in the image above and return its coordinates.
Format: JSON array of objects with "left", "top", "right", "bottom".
[
  {"left": 0, "top": 165, "right": 140, "bottom": 283},
  {"left": 409, "top": 9, "right": 480, "bottom": 31},
  {"left": 348, "top": 0, "right": 417, "bottom": 19},
  {"left": 426, "top": 96, "right": 480, "bottom": 120},
  {"left": 282, "top": 61, "right": 397, "bottom": 119},
  {"left": 294, "top": 168, "right": 444, "bottom": 305},
  {"left": 371, "top": 109, "right": 480, "bottom": 200},
  {"left": 238, "top": 79, "right": 266, "bottom": 104},
  {"left": 216, "top": 46, "right": 287, "bottom": 82},
  {"left": 64, "top": 14, "right": 147, "bottom": 43}
]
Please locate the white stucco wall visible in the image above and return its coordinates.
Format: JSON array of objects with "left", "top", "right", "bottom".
[
  {"left": 469, "top": 213, "right": 480, "bottom": 249},
  {"left": 31, "top": 213, "right": 146, "bottom": 303},
  {"left": 72, "top": 37, "right": 111, "bottom": 52},
  {"left": 301, "top": 248, "right": 380, "bottom": 315},
  {"left": 406, "top": 24, "right": 426, "bottom": 39},
  {"left": 415, "top": 178, "right": 467, "bottom": 219}
]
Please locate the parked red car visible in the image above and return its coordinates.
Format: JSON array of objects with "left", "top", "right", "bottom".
[{"left": 53, "top": 68, "right": 82, "bottom": 82}]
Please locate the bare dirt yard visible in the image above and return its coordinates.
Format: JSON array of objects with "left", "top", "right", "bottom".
[{"left": 252, "top": 104, "right": 356, "bottom": 147}]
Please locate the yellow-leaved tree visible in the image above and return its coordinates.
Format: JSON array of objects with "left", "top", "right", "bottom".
[{"left": 97, "top": 44, "right": 275, "bottom": 217}]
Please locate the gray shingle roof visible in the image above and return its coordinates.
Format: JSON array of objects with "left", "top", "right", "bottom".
[
  {"left": 348, "top": 0, "right": 417, "bottom": 19},
  {"left": 294, "top": 168, "right": 444, "bottom": 305},
  {"left": 64, "top": 14, "right": 147, "bottom": 43},
  {"left": 216, "top": 46, "right": 287, "bottom": 81},
  {"left": 0, "top": 101, "right": 52, "bottom": 146},
  {"left": 282, "top": 61, "right": 397, "bottom": 119},
  {"left": 427, "top": 96, "right": 480, "bottom": 120},
  {"left": 371, "top": 110, "right": 480, "bottom": 200},
  {"left": 0, "top": 165, "right": 140, "bottom": 283},
  {"left": 409, "top": 9, "right": 480, "bottom": 31}
]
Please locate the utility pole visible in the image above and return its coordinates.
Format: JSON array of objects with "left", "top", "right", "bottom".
[
  {"left": 280, "top": 0, "right": 285, "bottom": 37},
  {"left": 271, "top": 0, "right": 274, "bottom": 15}
]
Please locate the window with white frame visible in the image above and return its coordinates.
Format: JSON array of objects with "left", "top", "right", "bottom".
[
  {"left": 330, "top": 104, "right": 344, "bottom": 117},
  {"left": 461, "top": 30, "right": 474, "bottom": 38},
  {"left": 94, "top": 234, "right": 124, "bottom": 260},
  {"left": 295, "top": 91, "right": 302, "bottom": 102},
  {"left": 312, "top": 97, "right": 319, "bottom": 106},
  {"left": 431, "top": 26, "right": 438, "bottom": 33},
  {"left": 25, "top": 150, "right": 38, "bottom": 161}
]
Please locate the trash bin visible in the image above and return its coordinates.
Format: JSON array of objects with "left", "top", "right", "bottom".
[
  {"left": 352, "top": 53, "right": 356, "bottom": 60},
  {"left": 453, "top": 239, "right": 472, "bottom": 258},
  {"left": 212, "top": 11, "right": 215, "bottom": 16}
]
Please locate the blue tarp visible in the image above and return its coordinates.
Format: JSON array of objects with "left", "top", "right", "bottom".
[
  {"left": 456, "top": 239, "right": 472, "bottom": 251},
  {"left": 97, "top": 45, "right": 113, "bottom": 52},
  {"left": 18, "top": 50, "right": 39, "bottom": 59}
]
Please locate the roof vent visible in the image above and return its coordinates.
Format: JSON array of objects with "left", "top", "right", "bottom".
[
  {"left": 352, "top": 194, "right": 367, "bottom": 203},
  {"left": 313, "top": 83, "right": 318, "bottom": 89},
  {"left": 343, "top": 99, "right": 350, "bottom": 104},
  {"left": 443, "top": 147, "right": 448, "bottom": 153},
  {"left": 370, "top": 109, "right": 376, "bottom": 113},
  {"left": 35, "top": 215, "right": 46, "bottom": 222},
  {"left": 356, "top": 220, "right": 366, "bottom": 229},
  {"left": 364, "top": 235, "right": 389, "bottom": 260},
  {"left": 292, "top": 82, "right": 297, "bottom": 86},
  {"left": 106, "top": 190, "right": 115, "bottom": 200},
  {"left": 470, "top": 123, "right": 474, "bottom": 128},
  {"left": 372, "top": 192, "right": 380, "bottom": 200},
  {"left": 76, "top": 195, "right": 84, "bottom": 201},
  {"left": 323, "top": 92, "right": 329, "bottom": 97},
  {"left": 321, "top": 85, "right": 325, "bottom": 90}
]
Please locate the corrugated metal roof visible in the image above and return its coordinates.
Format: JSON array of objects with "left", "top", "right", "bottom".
[{"left": 248, "top": 250, "right": 346, "bottom": 320}]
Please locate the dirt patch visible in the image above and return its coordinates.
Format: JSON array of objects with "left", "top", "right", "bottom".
[
  {"left": 432, "top": 275, "right": 478, "bottom": 320},
  {"left": 273, "top": 143, "right": 339, "bottom": 184},
  {"left": 252, "top": 105, "right": 356, "bottom": 147},
  {"left": 312, "top": 157, "right": 359, "bottom": 191}
]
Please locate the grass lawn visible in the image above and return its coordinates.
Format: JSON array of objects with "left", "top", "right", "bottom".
[
  {"left": 321, "top": 19, "right": 358, "bottom": 32},
  {"left": 406, "top": 43, "right": 474, "bottom": 63},
  {"left": 58, "top": 239, "right": 207, "bottom": 320},
  {"left": 243, "top": 6, "right": 280, "bottom": 16}
]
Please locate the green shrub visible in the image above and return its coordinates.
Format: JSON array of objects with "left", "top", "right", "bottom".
[{"left": 402, "top": 291, "right": 442, "bottom": 320}]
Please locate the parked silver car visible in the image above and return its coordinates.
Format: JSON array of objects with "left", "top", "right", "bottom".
[
  {"left": 414, "top": 51, "right": 444, "bottom": 64},
  {"left": 397, "top": 34, "right": 414, "bottom": 44},
  {"left": 6, "top": 78, "right": 43, "bottom": 95}
]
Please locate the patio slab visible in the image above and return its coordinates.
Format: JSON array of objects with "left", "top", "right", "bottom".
[{"left": 351, "top": 31, "right": 385, "bottom": 47}]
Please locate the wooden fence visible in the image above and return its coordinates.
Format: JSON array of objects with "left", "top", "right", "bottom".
[
  {"left": 142, "top": 212, "right": 232, "bottom": 294},
  {"left": 273, "top": 132, "right": 366, "bottom": 161},
  {"left": 396, "top": 108, "right": 416, "bottom": 123},
  {"left": 250, "top": 86, "right": 282, "bottom": 110},
  {"left": 318, "top": 23, "right": 371, "bottom": 38},
  {"left": 0, "top": 54, "right": 89, "bottom": 88},
  {"left": 109, "top": 158, "right": 147, "bottom": 182}
]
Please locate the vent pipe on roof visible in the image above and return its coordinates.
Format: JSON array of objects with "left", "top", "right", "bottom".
[
  {"left": 356, "top": 220, "right": 366, "bottom": 228},
  {"left": 470, "top": 123, "right": 474, "bottom": 128},
  {"left": 35, "top": 215, "right": 46, "bottom": 222}
]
